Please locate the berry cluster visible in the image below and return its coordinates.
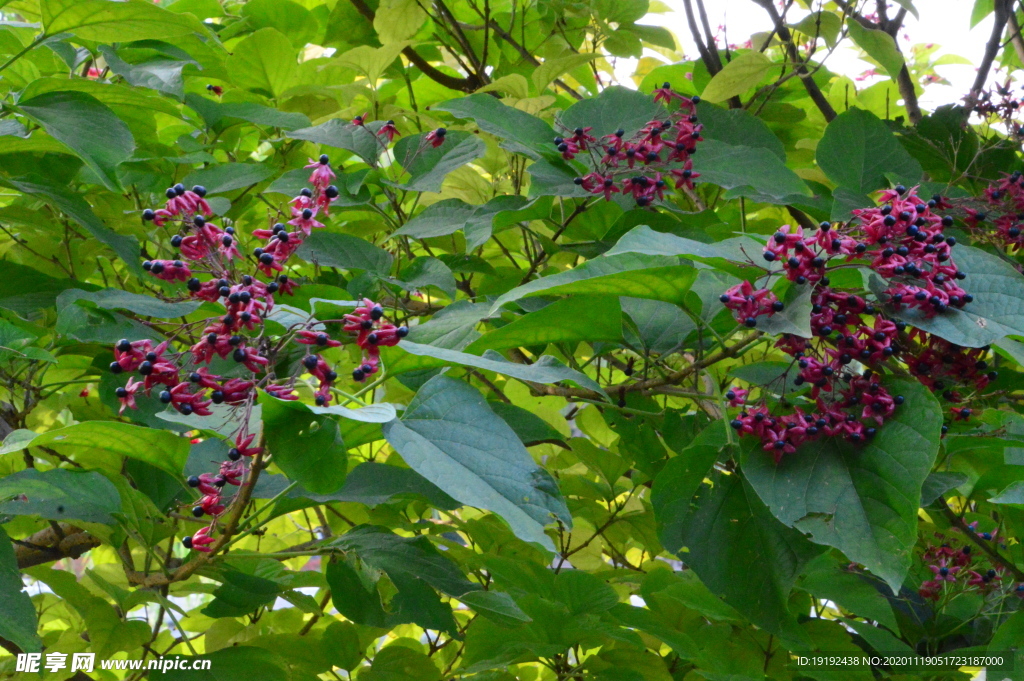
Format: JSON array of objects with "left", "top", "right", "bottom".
[
  {"left": 917, "top": 527, "right": 1024, "bottom": 603},
  {"left": 113, "top": 124, "right": 424, "bottom": 550},
  {"left": 570, "top": 84, "right": 703, "bottom": 205},
  {"left": 722, "top": 186, "right": 996, "bottom": 462}
]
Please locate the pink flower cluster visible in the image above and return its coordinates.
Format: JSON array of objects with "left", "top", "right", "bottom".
[
  {"left": 917, "top": 531, "right": 1024, "bottom": 602},
  {"left": 343, "top": 299, "right": 408, "bottom": 382},
  {"left": 571, "top": 85, "right": 703, "bottom": 206},
  {"left": 722, "top": 186, "right": 998, "bottom": 463},
  {"left": 117, "top": 140, "right": 415, "bottom": 551}
]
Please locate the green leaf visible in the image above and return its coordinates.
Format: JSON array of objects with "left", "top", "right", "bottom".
[
  {"left": 700, "top": 52, "right": 775, "bottom": 103},
  {"left": 295, "top": 231, "right": 394, "bottom": 275},
  {"left": 694, "top": 139, "right": 811, "bottom": 202},
  {"left": 921, "top": 471, "right": 968, "bottom": 505},
  {"left": 797, "top": 553, "right": 899, "bottom": 631},
  {"left": 361, "top": 645, "right": 441, "bottom": 681},
  {"left": 287, "top": 119, "right": 382, "bottom": 164},
  {"left": 241, "top": 0, "right": 316, "bottom": 46},
  {"left": 227, "top": 28, "right": 298, "bottom": 99},
  {"left": 185, "top": 95, "right": 311, "bottom": 130},
  {"left": 468, "top": 296, "right": 622, "bottom": 352},
  {"left": 790, "top": 12, "right": 842, "bottom": 47},
  {"left": 622, "top": 296, "right": 695, "bottom": 355},
  {"left": 203, "top": 570, "right": 283, "bottom": 618},
  {"left": 383, "top": 376, "right": 571, "bottom": 549},
  {"left": 328, "top": 525, "right": 477, "bottom": 597},
  {"left": 490, "top": 402, "right": 566, "bottom": 447},
  {"left": 389, "top": 256, "right": 456, "bottom": 299},
  {"left": 183, "top": 163, "right": 275, "bottom": 195},
  {"left": 326, "top": 556, "right": 387, "bottom": 627},
  {"left": 490, "top": 253, "right": 698, "bottom": 313},
  {"left": 435, "top": 94, "right": 555, "bottom": 160},
  {"left": 394, "top": 341, "right": 606, "bottom": 395},
  {"left": 322, "top": 621, "right": 363, "bottom": 671},
  {"left": 755, "top": 284, "right": 813, "bottom": 338},
  {"left": 741, "top": 379, "right": 942, "bottom": 591},
  {"left": 296, "top": 461, "right": 459, "bottom": 509},
  {"left": 0, "top": 468, "right": 121, "bottom": 525},
  {"left": 532, "top": 53, "right": 601, "bottom": 93},
  {"left": 262, "top": 396, "right": 347, "bottom": 495},
  {"left": 697, "top": 102, "right": 785, "bottom": 160},
  {"left": 7, "top": 176, "right": 142, "bottom": 276},
  {"left": 57, "top": 288, "right": 201, "bottom": 319},
  {"left": 392, "top": 131, "right": 486, "bottom": 192},
  {"left": 0, "top": 525, "right": 41, "bottom": 653},
  {"left": 41, "top": 0, "right": 205, "bottom": 41},
  {"left": 887, "top": 245, "right": 1024, "bottom": 348},
  {"left": 847, "top": 21, "right": 906, "bottom": 79},
  {"left": 0, "top": 421, "right": 189, "bottom": 477},
  {"left": 99, "top": 46, "right": 192, "bottom": 99},
  {"left": 373, "top": 0, "right": 427, "bottom": 43},
  {"left": 816, "top": 108, "right": 922, "bottom": 195},
  {"left": 659, "top": 471, "right": 822, "bottom": 639},
  {"left": 19, "top": 91, "right": 135, "bottom": 191},
  {"left": 557, "top": 86, "right": 662, "bottom": 139},
  {"left": 394, "top": 199, "right": 477, "bottom": 239}
]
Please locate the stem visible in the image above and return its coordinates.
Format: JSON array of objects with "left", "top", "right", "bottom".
[{"left": 0, "top": 34, "right": 44, "bottom": 74}]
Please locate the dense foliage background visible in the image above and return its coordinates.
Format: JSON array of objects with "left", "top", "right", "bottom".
[{"left": 4, "top": 0, "right": 1024, "bottom": 679}]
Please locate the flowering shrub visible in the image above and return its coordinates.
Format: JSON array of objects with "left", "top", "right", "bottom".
[{"left": 4, "top": 1, "right": 1024, "bottom": 679}]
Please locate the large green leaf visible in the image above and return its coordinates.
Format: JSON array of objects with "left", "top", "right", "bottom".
[
  {"left": 393, "top": 131, "right": 486, "bottom": 192},
  {"left": 467, "top": 296, "right": 622, "bottom": 352},
  {"left": 741, "top": 379, "right": 942, "bottom": 591},
  {"left": 847, "top": 21, "right": 906, "bottom": 79},
  {"left": 658, "top": 471, "right": 822, "bottom": 639},
  {"left": 816, "top": 108, "right": 922, "bottom": 195},
  {"left": 0, "top": 422, "right": 189, "bottom": 477},
  {"left": 226, "top": 28, "right": 298, "bottom": 99},
  {"left": 700, "top": 51, "right": 775, "bottom": 103},
  {"left": 383, "top": 376, "right": 571, "bottom": 549},
  {"left": 57, "top": 288, "right": 202, "bottom": 319},
  {"left": 295, "top": 231, "right": 394, "bottom": 275},
  {"left": 261, "top": 396, "right": 347, "bottom": 495},
  {"left": 394, "top": 199, "right": 478, "bottom": 239},
  {"left": 41, "top": 0, "right": 205, "bottom": 41},
  {"left": 0, "top": 525, "right": 41, "bottom": 653},
  {"left": 19, "top": 91, "right": 135, "bottom": 191},
  {"left": 435, "top": 94, "right": 555, "bottom": 160},
  {"left": 888, "top": 245, "right": 1024, "bottom": 347},
  {"left": 183, "top": 163, "right": 275, "bottom": 194},
  {"left": 394, "top": 341, "right": 606, "bottom": 395},
  {"left": 557, "top": 85, "right": 663, "bottom": 138},
  {"left": 328, "top": 525, "right": 476, "bottom": 596},
  {"left": 693, "top": 139, "right": 811, "bottom": 202},
  {"left": 287, "top": 119, "right": 384, "bottom": 164},
  {"left": 99, "top": 46, "right": 192, "bottom": 100},
  {"left": 697, "top": 103, "right": 785, "bottom": 160},
  {"left": 490, "top": 253, "right": 698, "bottom": 312},
  {"left": 0, "top": 468, "right": 121, "bottom": 525}
]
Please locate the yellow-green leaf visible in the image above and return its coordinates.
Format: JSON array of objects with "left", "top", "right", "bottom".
[
  {"left": 700, "top": 52, "right": 775, "bottom": 103},
  {"left": 847, "top": 20, "right": 906, "bottom": 79}
]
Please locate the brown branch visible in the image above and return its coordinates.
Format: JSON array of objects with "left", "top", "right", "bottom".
[
  {"left": 750, "top": 0, "right": 837, "bottom": 121},
  {"left": 124, "top": 446, "right": 268, "bottom": 588},
  {"left": 14, "top": 522, "right": 101, "bottom": 569},
  {"left": 939, "top": 501, "right": 1024, "bottom": 581},
  {"left": 348, "top": 0, "right": 481, "bottom": 92},
  {"left": 515, "top": 330, "right": 763, "bottom": 401},
  {"left": 1008, "top": 8, "right": 1024, "bottom": 65},
  {"left": 968, "top": 0, "right": 1014, "bottom": 108}
]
